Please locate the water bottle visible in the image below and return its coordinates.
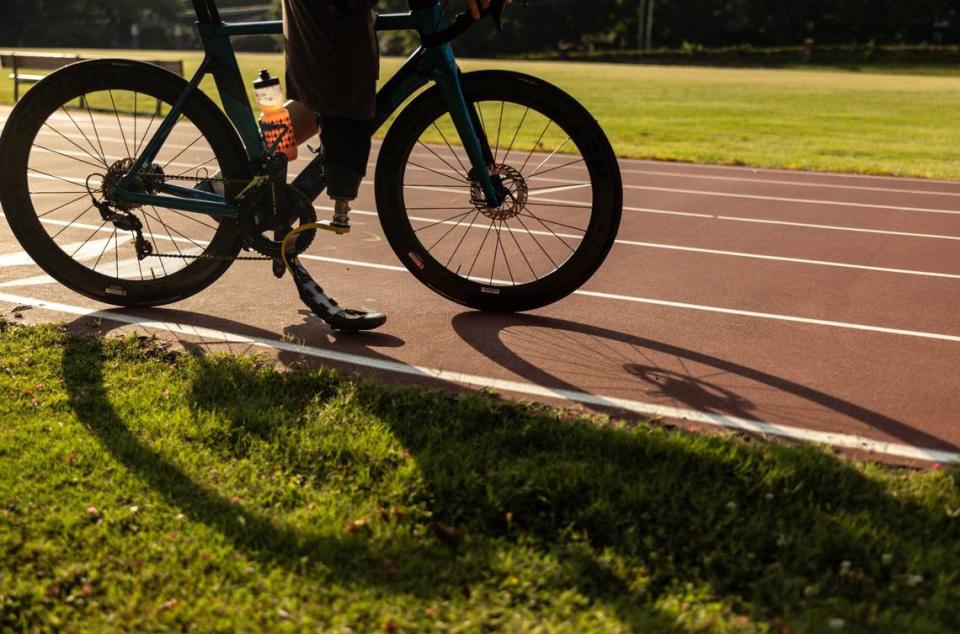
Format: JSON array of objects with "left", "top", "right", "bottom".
[{"left": 254, "top": 69, "right": 298, "bottom": 161}]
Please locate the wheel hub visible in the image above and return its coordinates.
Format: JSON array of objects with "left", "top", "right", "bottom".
[
  {"left": 471, "top": 164, "right": 528, "bottom": 221},
  {"left": 98, "top": 158, "right": 165, "bottom": 212}
]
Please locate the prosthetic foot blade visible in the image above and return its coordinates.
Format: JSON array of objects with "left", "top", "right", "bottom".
[{"left": 290, "top": 259, "right": 386, "bottom": 331}]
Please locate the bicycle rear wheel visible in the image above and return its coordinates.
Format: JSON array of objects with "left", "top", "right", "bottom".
[
  {"left": 0, "top": 59, "right": 249, "bottom": 306},
  {"left": 375, "top": 71, "right": 622, "bottom": 312}
]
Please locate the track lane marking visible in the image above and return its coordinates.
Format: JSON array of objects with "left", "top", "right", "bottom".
[
  {"left": 0, "top": 290, "right": 956, "bottom": 464},
  {"left": 7, "top": 210, "right": 960, "bottom": 345},
  {"left": 24, "top": 124, "right": 960, "bottom": 215}
]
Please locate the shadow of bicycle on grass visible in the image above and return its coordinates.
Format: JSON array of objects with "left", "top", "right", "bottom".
[{"left": 57, "top": 307, "right": 960, "bottom": 631}]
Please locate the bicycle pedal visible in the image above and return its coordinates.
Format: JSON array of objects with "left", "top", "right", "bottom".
[
  {"left": 314, "top": 220, "right": 351, "bottom": 235},
  {"left": 272, "top": 257, "right": 286, "bottom": 279}
]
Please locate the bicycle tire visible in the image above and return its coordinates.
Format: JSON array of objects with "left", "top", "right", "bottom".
[
  {"left": 375, "top": 70, "right": 622, "bottom": 312},
  {"left": 0, "top": 59, "right": 249, "bottom": 307}
]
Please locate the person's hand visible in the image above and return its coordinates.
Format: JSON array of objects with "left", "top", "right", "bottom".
[{"left": 467, "top": 0, "right": 512, "bottom": 20}]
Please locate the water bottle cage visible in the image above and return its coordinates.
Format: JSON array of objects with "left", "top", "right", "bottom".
[{"left": 260, "top": 121, "right": 293, "bottom": 156}]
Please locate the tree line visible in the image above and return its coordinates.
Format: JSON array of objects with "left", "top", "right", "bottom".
[{"left": 2, "top": 0, "right": 958, "bottom": 53}]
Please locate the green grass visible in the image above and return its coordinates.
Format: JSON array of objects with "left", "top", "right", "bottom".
[
  {"left": 4, "top": 48, "right": 960, "bottom": 180},
  {"left": 2, "top": 320, "right": 960, "bottom": 632}
]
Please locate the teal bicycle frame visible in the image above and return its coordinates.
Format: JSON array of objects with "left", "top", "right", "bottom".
[{"left": 115, "top": 4, "right": 501, "bottom": 218}]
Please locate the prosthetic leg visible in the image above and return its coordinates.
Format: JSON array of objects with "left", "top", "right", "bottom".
[{"left": 282, "top": 113, "right": 386, "bottom": 332}]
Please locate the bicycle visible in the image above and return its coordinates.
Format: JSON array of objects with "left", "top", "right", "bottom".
[{"left": 0, "top": 0, "right": 623, "bottom": 327}]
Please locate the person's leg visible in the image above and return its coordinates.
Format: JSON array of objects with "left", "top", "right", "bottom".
[
  {"left": 283, "top": 0, "right": 378, "bottom": 203},
  {"left": 280, "top": 0, "right": 386, "bottom": 331},
  {"left": 320, "top": 114, "right": 372, "bottom": 201}
]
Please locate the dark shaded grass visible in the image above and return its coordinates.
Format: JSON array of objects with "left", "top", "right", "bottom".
[{"left": 1, "top": 322, "right": 958, "bottom": 632}]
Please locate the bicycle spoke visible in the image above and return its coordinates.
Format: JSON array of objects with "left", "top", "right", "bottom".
[
  {"left": 519, "top": 120, "right": 551, "bottom": 174},
  {"left": 524, "top": 201, "right": 591, "bottom": 210},
  {"left": 517, "top": 211, "right": 586, "bottom": 234},
  {"left": 407, "top": 161, "right": 470, "bottom": 185},
  {"left": 494, "top": 101, "right": 504, "bottom": 163},
  {"left": 108, "top": 90, "right": 132, "bottom": 158},
  {"left": 42, "top": 121, "right": 106, "bottom": 167},
  {"left": 141, "top": 212, "right": 169, "bottom": 277},
  {"left": 407, "top": 206, "right": 476, "bottom": 211},
  {"left": 529, "top": 135, "right": 573, "bottom": 178},
  {"left": 84, "top": 98, "right": 109, "bottom": 166},
  {"left": 426, "top": 211, "right": 477, "bottom": 251},
  {"left": 135, "top": 101, "right": 160, "bottom": 157},
  {"left": 522, "top": 210, "right": 576, "bottom": 252},
  {"left": 90, "top": 226, "right": 117, "bottom": 275},
  {"left": 160, "top": 132, "right": 206, "bottom": 171},
  {"left": 401, "top": 94, "right": 598, "bottom": 289},
  {"left": 59, "top": 106, "right": 107, "bottom": 166},
  {"left": 29, "top": 190, "right": 99, "bottom": 195},
  {"left": 165, "top": 207, "right": 219, "bottom": 231},
  {"left": 528, "top": 157, "right": 586, "bottom": 180},
  {"left": 28, "top": 167, "right": 89, "bottom": 190},
  {"left": 174, "top": 155, "right": 219, "bottom": 179},
  {"left": 133, "top": 92, "right": 138, "bottom": 158},
  {"left": 514, "top": 214, "right": 559, "bottom": 270},
  {"left": 500, "top": 106, "right": 529, "bottom": 166},
  {"left": 70, "top": 220, "right": 109, "bottom": 258},
  {"left": 404, "top": 183, "right": 469, "bottom": 189},
  {"left": 37, "top": 193, "right": 91, "bottom": 219},
  {"left": 432, "top": 121, "right": 470, "bottom": 176},
  {"left": 466, "top": 217, "right": 496, "bottom": 279},
  {"left": 32, "top": 144, "right": 106, "bottom": 171},
  {"left": 445, "top": 210, "right": 483, "bottom": 268},
  {"left": 527, "top": 181, "right": 590, "bottom": 194},
  {"left": 51, "top": 204, "right": 95, "bottom": 240},
  {"left": 144, "top": 207, "right": 207, "bottom": 254},
  {"left": 416, "top": 140, "right": 468, "bottom": 181},
  {"left": 492, "top": 218, "right": 514, "bottom": 286},
  {"left": 503, "top": 217, "right": 539, "bottom": 281},
  {"left": 414, "top": 209, "right": 476, "bottom": 233}
]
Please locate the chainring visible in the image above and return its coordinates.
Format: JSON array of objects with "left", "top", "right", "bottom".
[{"left": 238, "top": 182, "right": 318, "bottom": 259}]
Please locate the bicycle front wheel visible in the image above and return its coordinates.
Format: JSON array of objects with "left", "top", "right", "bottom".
[
  {"left": 375, "top": 71, "right": 622, "bottom": 312},
  {"left": 0, "top": 59, "right": 249, "bottom": 307}
]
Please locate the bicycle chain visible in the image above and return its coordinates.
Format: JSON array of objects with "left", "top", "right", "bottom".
[{"left": 138, "top": 170, "right": 274, "bottom": 262}]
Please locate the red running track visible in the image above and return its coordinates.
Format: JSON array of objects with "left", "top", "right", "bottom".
[{"left": 2, "top": 104, "right": 959, "bottom": 465}]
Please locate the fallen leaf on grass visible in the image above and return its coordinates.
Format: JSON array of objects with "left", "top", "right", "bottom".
[
  {"left": 157, "top": 598, "right": 180, "bottom": 613},
  {"left": 432, "top": 519, "right": 460, "bottom": 546},
  {"left": 345, "top": 518, "right": 370, "bottom": 534}
]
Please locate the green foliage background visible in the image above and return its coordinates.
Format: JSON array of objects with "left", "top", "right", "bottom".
[{"left": 2, "top": 1, "right": 959, "bottom": 54}]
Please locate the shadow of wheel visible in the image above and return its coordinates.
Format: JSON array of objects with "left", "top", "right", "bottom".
[{"left": 450, "top": 311, "right": 958, "bottom": 457}]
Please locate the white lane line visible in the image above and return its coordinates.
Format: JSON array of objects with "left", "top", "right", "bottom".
[
  {"left": 576, "top": 290, "right": 960, "bottom": 343},
  {"left": 0, "top": 290, "right": 956, "bottom": 464},
  {"left": 617, "top": 167, "right": 960, "bottom": 198},
  {"left": 624, "top": 158, "right": 960, "bottom": 187},
  {"left": 336, "top": 208, "right": 960, "bottom": 280},
  {"left": 527, "top": 199, "right": 960, "bottom": 242},
  {"left": 557, "top": 184, "right": 960, "bottom": 217},
  {"left": 621, "top": 241, "right": 960, "bottom": 280}
]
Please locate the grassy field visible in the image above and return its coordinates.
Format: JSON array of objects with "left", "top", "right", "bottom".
[
  {"left": 2, "top": 320, "right": 960, "bottom": 632},
  {"left": 3, "top": 48, "right": 960, "bottom": 180}
]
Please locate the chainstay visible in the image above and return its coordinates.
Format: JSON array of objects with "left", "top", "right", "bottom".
[{"left": 135, "top": 170, "right": 274, "bottom": 262}]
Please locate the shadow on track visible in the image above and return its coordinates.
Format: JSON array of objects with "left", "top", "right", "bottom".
[{"left": 450, "top": 311, "right": 959, "bottom": 455}]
